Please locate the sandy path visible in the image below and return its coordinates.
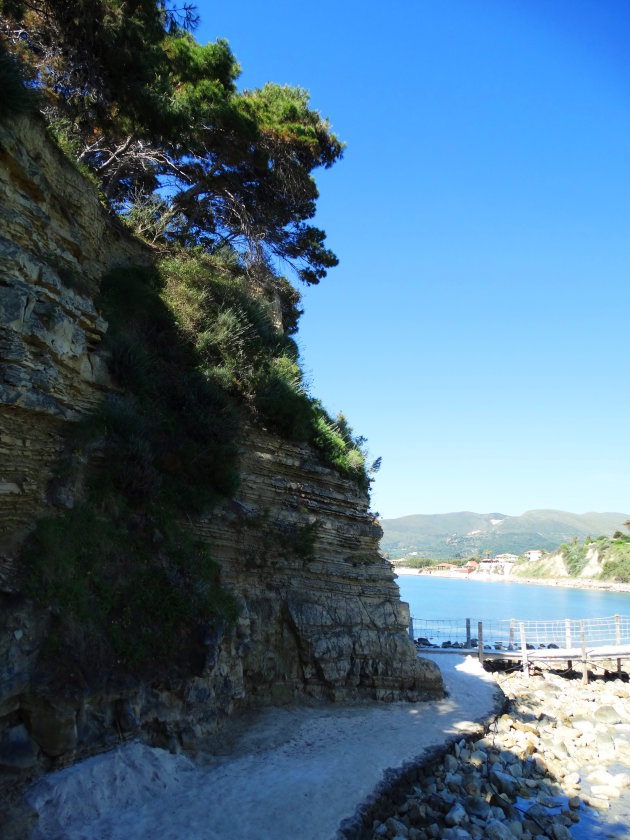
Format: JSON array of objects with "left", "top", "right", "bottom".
[{"left": 26, "top": 655, "right": 502, "bottom": 840}]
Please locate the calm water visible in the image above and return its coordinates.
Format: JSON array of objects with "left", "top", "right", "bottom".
[{"left": 397, "top": 574, "right": 630, "bottom": 623}]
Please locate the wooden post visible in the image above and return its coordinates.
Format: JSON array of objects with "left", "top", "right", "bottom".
[
  {"left": 580, "top": 619, "right": 588, "bottom": 685},
  {"left": 466, "top": 618, "right": 471, "bottom": 649},
  {"left": 408, "top": 617, "right": 414, "bottom": 641},
  {"left": 565, "top": 618, "right": 572, "bottom": 670},
  {"left": 520, "top": 621, "right": 529, "bottom": 678},
  {"left": 478, "top": 621, "right": 484, "bottom": 665},
  {"left": 616, "top": 614, "right": 622, "bottom": 674},
  {"left": 509, "top": 619, "right": 515, "bottom": 650}
]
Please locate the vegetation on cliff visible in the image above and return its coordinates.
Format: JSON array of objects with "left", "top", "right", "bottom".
[
  {"left": 1, "top": 0, "right": 367, "bottom": 477},
  {"left": 1, "top": 2, "right": 376, "bottom": 681},
  {"left": 513, "top": 530, "right": 630, "bottom": 583},
  {"left": 20, "top": 230, "right": 370, "bottom": 682},
  {"left": 1, "top": 0, "right": 342, "bottom": 284}
]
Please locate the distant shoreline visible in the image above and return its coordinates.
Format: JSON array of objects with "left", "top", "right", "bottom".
[{"left": 392, "top": 566, "right": 630, "bottom": 594}]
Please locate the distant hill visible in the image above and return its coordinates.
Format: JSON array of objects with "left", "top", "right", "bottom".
[{"left": 380, "top": 510, "right": 630, "bottom": 560}]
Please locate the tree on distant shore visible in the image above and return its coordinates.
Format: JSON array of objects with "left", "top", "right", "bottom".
[{"left": 0, "top": 0, "right": 343, "bottom": 284}]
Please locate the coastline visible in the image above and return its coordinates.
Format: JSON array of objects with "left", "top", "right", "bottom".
[
  {"left": 372, "top": 658, "right": 630, "bottom": 839},
  {"left": 392, "top": 566, "right": 630, "bottom": 594}
]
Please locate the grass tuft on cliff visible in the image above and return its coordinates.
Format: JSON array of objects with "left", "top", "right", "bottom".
[{"left": 160, "top": 250, "right": 368, "bottom": 485}]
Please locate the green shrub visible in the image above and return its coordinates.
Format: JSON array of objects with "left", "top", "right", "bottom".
[
  {"left": 24, "top": 505, "right": 237, "bottom": 676},
  {"left": 99, "top": 264, "right": 240, "bottom": 510},
  {"left": 278, "top": 520, "right": 320, "bottom": 560},
  {"left": 560, "top": 542, "right": 590, "bottom": 577},
  {"left": 600, "top": 544, "right": 630, "bottom": 583},
  {"left": 161, "top": 251, "right": 369, "bottom": 484}
]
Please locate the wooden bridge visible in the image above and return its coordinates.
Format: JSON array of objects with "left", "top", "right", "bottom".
[{"left": 409, "top": 614, "right": 630, "bottom": 683}]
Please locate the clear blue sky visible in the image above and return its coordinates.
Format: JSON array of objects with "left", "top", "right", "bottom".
[{"left": 196, "top": 1, "right": 630, "bottom": 519}]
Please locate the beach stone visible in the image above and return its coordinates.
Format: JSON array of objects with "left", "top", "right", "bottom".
[
  {"left": 506, "top": 820, "right": 523, "bottom": 837},
  {"left": 468, "top": 749, "right": 486, "bottom": 768},
  {"left": 536, "top": 792, "right": 557, "bottom": 808},
  {"left": 588, "top": 768, "right": 616, "bottom": 786},
  {"left": 445, "top": 771, "right": 463, "bottom": 789},
  {"left": 444, "top": 754, "right": 459, "bottom": 772},
  {"left": 485, "top": 820, "right": 514, "bottom": 840},
  {"left": 445, "top": 802, "right": 468, "bottom": 826},
  {"left": 490, "top": 766, "right": 517, "bottom": 796},
  {"left": 532, "top": 755, "right": 548, "bottom": 775},
  {"left": 551, "top": 823, "right": 572, "bottom": 840},
  {"left": 512, "top": 719, "right": 539, "bottom": 736},
  {"left": 548, "top": 740, "right": 569, "bottom": 761},
  {"left": 594, "top": 705, "right": 622, "bottom": 725},
  {"left": 586, "top": 796, "right": 610, "bottom": 810},
  {"left": 526, "top": 802, "right": 551, "bottom": 822},
  {"left": 563, "top": 771, "right": 580, "bottom": 789},
  {"left": 386, "top": 817, "right": 409, "bottom": 836},
  {"left": 591, "top": 784, "right": 620, "bottom": 799},
  {"left": 463, "top": 795, "right": 490, "bottom": 820},
  {"left": 596, "top": 733, "right": 616, "bottom": 759}
]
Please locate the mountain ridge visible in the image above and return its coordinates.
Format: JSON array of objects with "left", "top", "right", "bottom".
[{"left": 380, "top": 509, "right": 630, "bottom": 560}]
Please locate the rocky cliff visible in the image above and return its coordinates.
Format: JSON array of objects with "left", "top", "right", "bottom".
[{"left": 0, "top": 113, "right": 441, "bottom": 786}]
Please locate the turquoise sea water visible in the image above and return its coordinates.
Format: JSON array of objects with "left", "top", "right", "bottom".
[{"left": 397, "top": 574, "right": 630, "bottom": 624}]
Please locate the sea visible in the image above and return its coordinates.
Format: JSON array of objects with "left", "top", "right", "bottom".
[
  {"left": 397, "top": 574, "right": 630, "bottom": 647},
  {"left": 397, "top": 574, "right": 630, "bottom": 625}
]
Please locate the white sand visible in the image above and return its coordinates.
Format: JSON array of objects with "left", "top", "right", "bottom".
[{"left": 26, "top": 655, "right": 501, "bottom": 840}]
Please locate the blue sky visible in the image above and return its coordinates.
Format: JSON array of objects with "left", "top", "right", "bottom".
[{"left": 196, "top": 1, "right": 630, "bottom": 519}]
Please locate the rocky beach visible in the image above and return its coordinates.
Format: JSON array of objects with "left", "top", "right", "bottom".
[
  {"left": 10, "top": 653, "right": 630, "bottom": 839},
  {"left": 368, "top": 661, "right": 630, "bottom": 839}
]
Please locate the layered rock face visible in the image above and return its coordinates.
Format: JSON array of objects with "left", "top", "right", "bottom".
[
  {"left": 199, "top": 429, "right": 441, "bottom": 705},
  {"left": 0, "top": 113, "right": 441, "bottom": 780},
  {"left": 0, "top": 113, "right": 147, "bottom": 555}
]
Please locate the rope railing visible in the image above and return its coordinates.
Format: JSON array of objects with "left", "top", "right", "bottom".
[
  {"left": 409, "top": 614, "right": 630, "bottom": 650},
  {"left": 409, "top": 614, "right": 630, "bottom": 683}
]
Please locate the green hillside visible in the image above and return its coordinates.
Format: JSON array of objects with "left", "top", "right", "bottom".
[
  {"left": 380, "top": 510, "right": 630, "bottom": 560},
  {"left": 512, "top": 533, "right": 630, "bottom": 583}
]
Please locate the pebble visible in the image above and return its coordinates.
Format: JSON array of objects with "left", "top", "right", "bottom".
[{"left": 368, "top": 665, "right": 630, "bottom": 840}]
